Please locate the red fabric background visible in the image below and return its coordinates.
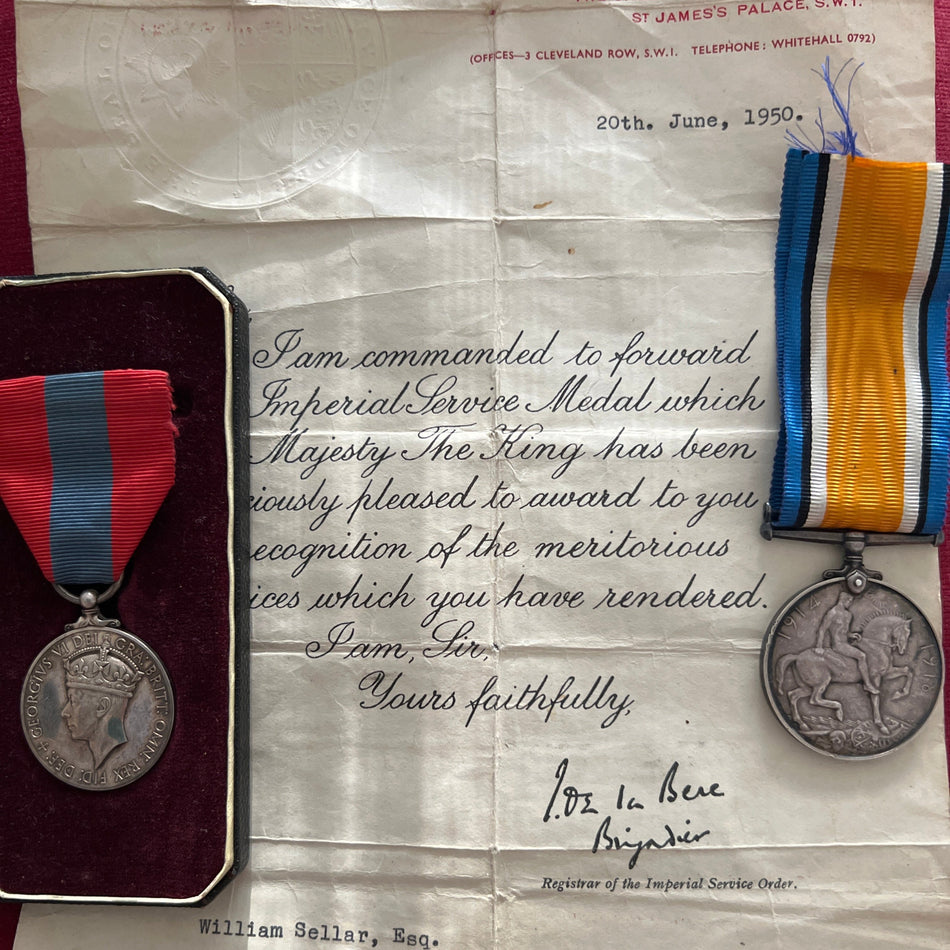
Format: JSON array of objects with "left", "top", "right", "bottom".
[
  {"left": 0, "top": 0, "right": 947, "bottom": 945},
  {"left": 1, "top": 0, "right": 31, "bottom": 940},
  {"left": 1, "top": 0, "right": 32, "bottom": 280}
]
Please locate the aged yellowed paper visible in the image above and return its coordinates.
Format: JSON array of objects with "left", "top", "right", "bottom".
[{"left": 13, "top": 0, "right": 950, "bottom": 945}]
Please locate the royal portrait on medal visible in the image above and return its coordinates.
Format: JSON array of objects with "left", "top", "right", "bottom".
[
  {"left": 21, "top": 615, "right": 175, "bottom": 790},
  {"left": 62, "top": 641, "right": 145, "bottom": 770}
]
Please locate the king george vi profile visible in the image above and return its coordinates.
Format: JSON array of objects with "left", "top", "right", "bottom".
[{"left": 62, "top": 643, "right": 143, "bottom": 769}]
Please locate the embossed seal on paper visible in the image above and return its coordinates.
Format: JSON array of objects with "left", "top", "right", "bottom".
[
  {"left": 761, "top": 577, "right": 943, "bottom": 758},
  {"left": 21, "top": 611, "right": 174, "bottom": 790},
  {"left": 85, "top": 7, "right": 386, "bottom": 208}
]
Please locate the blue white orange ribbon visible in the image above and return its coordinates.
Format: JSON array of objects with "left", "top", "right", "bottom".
[
  {"left": 770, "top": 150, "right": 950, "bottom": 535},
  {"left": 0, "top": 370, "right": 175, "bottom": 585}
]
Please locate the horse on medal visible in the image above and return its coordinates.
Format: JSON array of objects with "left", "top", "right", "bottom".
[{"left": 776, "top": 610, "right": 913, "bottom": 736}]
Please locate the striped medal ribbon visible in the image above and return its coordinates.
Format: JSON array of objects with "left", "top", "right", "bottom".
[
  {"left": 0, "top": 370, "right": 177, "bottom": 790},
  {"left": 761, "top": 150, "right": 947, "bottom": 759},
  {"left": 770, "top": 149, "right": 950, "bottom": 534},
  {"left": 0, "top": 370, "right": 176, "bottom": 584}
]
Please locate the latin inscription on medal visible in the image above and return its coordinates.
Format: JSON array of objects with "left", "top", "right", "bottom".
[
  {"left": 761, "top": 577, "right": 943, "bottom": 758},
  {"left": 21, "top": 627, "right": 174, "bottom": 790}
]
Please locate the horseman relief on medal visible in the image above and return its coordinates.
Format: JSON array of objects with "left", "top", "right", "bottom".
[{"left": 761, "top": 578, "right": 943, "bottom": 758}]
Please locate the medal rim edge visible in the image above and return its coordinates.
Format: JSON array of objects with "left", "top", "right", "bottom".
[
  {"left": 760, "top": 574, "right": 945, "bottom": 761},
  {"left": 19, "top": 625, "right": 176, "bottom": 791}
]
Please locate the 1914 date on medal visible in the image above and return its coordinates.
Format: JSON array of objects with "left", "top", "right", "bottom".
[
  {"left": 21, "top": 591, "right": 174, "bottom": 790},
  {"left": 761, "top": 576, "right": 944, "bottom": 758}
]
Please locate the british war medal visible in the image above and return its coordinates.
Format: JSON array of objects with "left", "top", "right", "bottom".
[{"left": 762, "top": 151, "right": 949, "bottom": 758}]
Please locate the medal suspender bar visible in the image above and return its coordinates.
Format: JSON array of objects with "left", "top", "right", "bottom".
[
  {"left": 761, "top": 151, "right": 949, "bottom": 758},
  {"left": 0, "top": 269, "right": 249, "bottom": 904}
]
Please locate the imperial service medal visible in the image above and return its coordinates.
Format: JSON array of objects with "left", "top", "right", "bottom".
[
  {"left": 0, "top": 370, "right": 177, "bottom": 788},
  {"left": 761, "top": 150, "right": 950, "bottom": 758},
  {"left": 21, "top": 581, "right": 175, "bottom": 790}
]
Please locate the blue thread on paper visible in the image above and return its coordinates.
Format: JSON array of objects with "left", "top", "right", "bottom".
[{"left": 786, "top": 58, "right": 862, "bottom": 156}]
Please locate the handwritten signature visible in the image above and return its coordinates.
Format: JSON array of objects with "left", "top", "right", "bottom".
[{"left": 542, "top": 757, "right": 724, "bottom": 869}]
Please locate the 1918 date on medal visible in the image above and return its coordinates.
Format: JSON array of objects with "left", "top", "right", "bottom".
[
  {"left": 761, "top": 576, "right": 944, "bottom": 758},
  {"left": 20, "top": 590, "right": 174, "bottom": 790}
]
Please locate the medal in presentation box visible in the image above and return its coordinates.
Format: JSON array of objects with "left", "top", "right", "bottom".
[{"left": 0, "top": 268, "right": 249, "bottom": 905}]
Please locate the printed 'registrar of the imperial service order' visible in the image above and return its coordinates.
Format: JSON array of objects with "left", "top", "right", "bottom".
[{"left": 12, "top": 0, "right": 950, "bottom": 945}]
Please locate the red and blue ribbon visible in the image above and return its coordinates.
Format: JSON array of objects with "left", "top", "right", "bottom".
[{"left": 0, "top": 370, "right": 175, "bottom": 585}]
